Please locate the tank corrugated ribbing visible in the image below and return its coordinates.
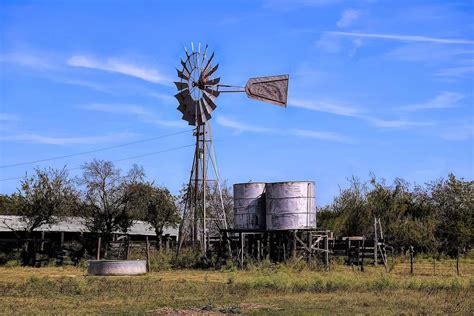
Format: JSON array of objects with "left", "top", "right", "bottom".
[
  {"left": 233, "top": 182, "right": 266, "bottom": 230},
  {"left": 265, "top": 181, "right": 316, "bottom": 230}
]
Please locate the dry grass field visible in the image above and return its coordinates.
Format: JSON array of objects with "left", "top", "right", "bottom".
[{"left": 0, "top": 258, "right": 472, "bottom": 315}]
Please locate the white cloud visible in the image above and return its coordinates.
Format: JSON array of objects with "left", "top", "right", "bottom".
[
  {"left": 327, "top": 31, "right": 474, "bottom": 45},
  {"left": 216, "top": 115, "right": 354, "bottom": 143},
  {"left": 435, "top": 66, "right": 474, "bottom": 78},
  {"left": 0, "top": 113, "right": 19, "bottom": 122},
  {"left": 440, "top": 124, "right": 474, "bottom": 141},
  {"left": 290, "top": 129, "right": 355, "bottom": 143},
  {"left": 263, "top": 0, "right": 341, "bottom": 9},
  {"left": 216, "top": 116, "right": 276, "bottom": 134},
  {"left": 337, "top": 9, "right": 361, "bottom": 28},
  {"left": 401, "top": 92, "right": 464, "bottom": 112},
  {"left": 80, "top": 103, "right": 184, "bottom": 128},
  {"left": 386, "top": 44, "right": 474, "bottom": 62},
  {"left": 67, "top": 55, "right": 171, "bottom": 85},
  {"left": 0, "top": 52, "right": 55, "bottom": 69},
  {"left": 0, "top": 132, "right": 136, "bottom": 146},
  {"left": 148, "top": 91, "right": 176, "bottom": 104},
  {"left": 362, "top": 116, "right": 434, "bottom": 128},
  {"left": 289, "top": 98, "right": 360, "bottom": 116},
  {"left": 289, "top": 98, "right": 433, "bottom": 128},
  {"left": 81, "top": 103, "right": 152, "bottom": 116}
]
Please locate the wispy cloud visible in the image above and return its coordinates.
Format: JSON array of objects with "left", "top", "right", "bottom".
[
  {"left": 67, "top": 55, "right": 171, "bottom": 85},
  {"left": 216, "top": 116, "right": 276, "bottom": 134},
  {"left": 289, "top": 98, "right": 434, "bottom": 128},
  {"left": 148, "top": 91, "right": 176, "bottom": 104},
  {"left": 0, "top": 113, "right": 19, "bottom": 122},
  {"left": 327, "top": 31, "right": 474, "bottom": 45},
  {"left": 440, "top": 123, "right": 474, "bottom": 141},
  {"left": 216, "top": 115, "right": 353, "bottom": 143},
  {"left": 337, "top": 9, "right": 361, "bottom": 28},
  {"left": 289, "top": 98, "right": 359, "bottom": 117},
  {"left": 362, "top": 116, "right": 434, "bottom": 128},
  {"left": 386, "top": 44, "right": 474, "bottom": 62},
  {"left": 81, "top": 103, "right": 152, "bottom": 116},
  {"left": 80, "top": 103, "right": 184, "bottom": 128},
  {"left": 263, "top": 0, "right": 341, "bottom": 10},
  {"left": 400, "top": 92, "right": 464, "bottom": 112},
  {"left": 52, "top": 78, "right": 114, "bottom": 94},
  {"left": 0, "top": 52, "right": 55, "bottom": 69},
  {"left": 290, "top": 129, "right": 355, "bottom": 143},
  {"left": 435, "top": 66, "right": 474, "bottom": 78},
  {"left": 0, "top": 132, "right": 136, "bottom": 146}
]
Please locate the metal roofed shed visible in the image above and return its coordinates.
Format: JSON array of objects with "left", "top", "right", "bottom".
[{"left": 0, "top": 216, "right": 178, "bottom": 237}]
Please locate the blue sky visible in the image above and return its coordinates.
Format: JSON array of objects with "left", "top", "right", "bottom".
[{"left": 0, "top": 0, "right": 473, "bottom": 205}]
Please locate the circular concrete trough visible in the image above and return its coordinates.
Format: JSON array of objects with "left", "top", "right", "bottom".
[{"left": 87, "top": 260, "right": 147, "bottom": 276}]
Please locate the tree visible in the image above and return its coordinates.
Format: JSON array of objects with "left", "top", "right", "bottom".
[
  {"left": 79, "top": 160, "right": 145, "bottom": 251},
  {"left": 430, "top": 174, "right": 473, "bottom": 256},
  {"left": 0, "top": 194, "right": 18, "bottom": 215},
  {"left": 134, "top": 183, "right": 180, "bottom": 249},
  {"left": 11, "top": 167, "right": 77, "bottom": 265}
]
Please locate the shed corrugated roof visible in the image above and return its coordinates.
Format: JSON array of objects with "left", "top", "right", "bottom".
[{"left": 0, "top": 215, "right": 178, "bottom": 236}]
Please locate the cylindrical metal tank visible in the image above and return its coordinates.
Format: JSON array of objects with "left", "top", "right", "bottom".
[
  {"left": 265, "top": 181, "right": 316, "bottom": 230},
  {"left": 233, "top": 182, "right": 266, "bottom": 229},
  {"left": 87, "top": 260, "right": 147, "bottom": 276}
]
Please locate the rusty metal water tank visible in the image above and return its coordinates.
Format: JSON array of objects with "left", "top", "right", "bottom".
[
  {"left": 233, "top": 182, "right": 266, "bottom": 230},
  {"left": 265, "top": 181, "right": 316, "bottom": 230}
]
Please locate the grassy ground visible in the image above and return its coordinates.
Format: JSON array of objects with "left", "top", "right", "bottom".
[{"left": 0, "top": 259, "right": 473, "bottom": 315}]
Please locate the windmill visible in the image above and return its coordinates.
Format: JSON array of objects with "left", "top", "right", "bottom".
[{"left": 175, "top": 42, "right": 289, "bottom": 253}]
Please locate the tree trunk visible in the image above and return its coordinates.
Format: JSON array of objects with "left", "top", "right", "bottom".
[{"left": 155, "top": 229, "right": 163, "bottom": 251}]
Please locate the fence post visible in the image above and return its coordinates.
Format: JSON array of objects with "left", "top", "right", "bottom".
[
  {"left": 146, "top": 236, "right": 150, "bottom": 273},
  {"left": 409, "top": 246, "right": 414, "bottom": 275},
  {"left": 433, "top": 257, "right": 436, "bottom": 275},
  {"left": 96, "top": 237, "right": 101, "bottom": 260},
  {"left": 126, "top": 238, "right": 131, "bottom": 260},
  {"left": 456, "top": 248, "right": 460, "bottom": 276}
]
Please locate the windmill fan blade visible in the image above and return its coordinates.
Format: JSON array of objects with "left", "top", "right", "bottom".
[
  {"left": 205, "top": 77, "right": 220, "bottom": 86},
  {"left": 197, "top": 101, "right": 206, "bottom": 125},
  {"left": 203, "top": 88, "right": 219, "bottom": 101},
  {"left": 200, "top": 97, "right": 215, "bottom": 115},
  {"left": 182, "top": 113, "right": 196, "bottom": 126},
  {"left": 205, "top": 63, "right": 219, "bottom": 78},
  {"left": 177, "top": 68, "right": 190, "bottom": 81},
  {"left": 203, "top": 52, "right": 215, "bottom": 72},
  {"left": 203, "top": 93, "right": 217, "bottom": 110},
  {"left": 174, "top": 81, "right": 189, "bottom": 91},
  {"left": 175, "top": 89, "right": 191, "bottom": 104},
  {"left": 180, "top": 59, "right": 191, "bottom": 74},
  {"left": 245, "top": 75, "right": 289, "bottom": 107},
  {"left": 199, "top": 99, "right": 212, "bottom": 121}
]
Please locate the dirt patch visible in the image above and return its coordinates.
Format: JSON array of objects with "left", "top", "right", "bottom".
[
  {"left": 147, "top": 303, "right": 279, "bottom": 315},
  {"left": 146, "top": 307, "right": 226, "bottom": 315},
  {"left": 239, "top": 303, "right": 277, "bottom": 310}
]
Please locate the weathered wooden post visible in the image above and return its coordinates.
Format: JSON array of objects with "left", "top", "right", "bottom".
[
  {"left": 360, "top": 237, "right": 365, "bottom": 272},
  {"left": 325, "top": 234, "right": 330, "bottom": 271},
  {"left": 146, "top": 236, "right": 151, "bottom": 273},
  {"left": 293, "top": 230, "right": 297, "bottom": 259},
  {"left": 409, "top": 246, "right": 414, "bottom": 275},
  {"left": 40, "top": 231, "right": 45, "bottom": 251},
  {"left": 126, "top": 238, "right": 131, "bottom": 260},
  {"left": 456, "top": 248, "right": 460, "bottom": 276},
  {"left": 96, "top": 236, "right": 101, "bottom": 260},
  {"left": 240, "top": 233, "right": 245, "bottom": 269},
  {"left": 374, "top": 218, "right": 378, "bottom": 266}
]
